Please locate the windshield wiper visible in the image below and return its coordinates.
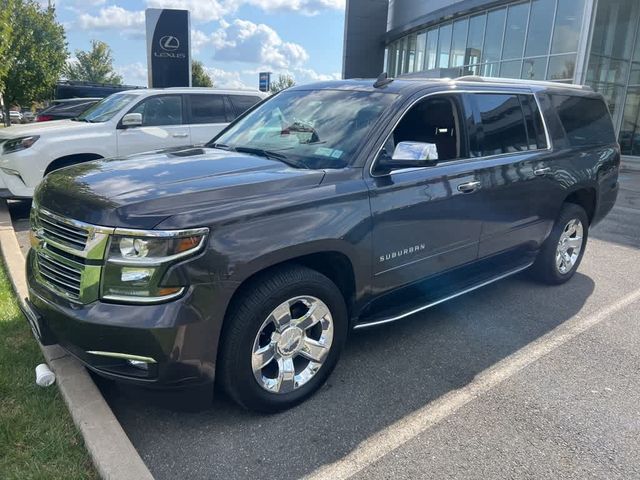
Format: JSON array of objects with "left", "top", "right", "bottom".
[{"left": 232, "top": 146, "right": 307, "bottom": 169}]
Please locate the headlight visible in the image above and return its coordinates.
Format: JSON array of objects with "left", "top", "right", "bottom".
[
  {"left": 3, "top": 135, "right": 39, "bottom": 154},
  {"left": 101, "top": 228, "right": 208, "bottom": 303}
]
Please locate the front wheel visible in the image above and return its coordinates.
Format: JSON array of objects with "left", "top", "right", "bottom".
[
  {"left": 218, "top": 265, "right": 348, "bottom": 413},
  {"left": 531, "top": 203, "right": 589, "bottom": 285}
]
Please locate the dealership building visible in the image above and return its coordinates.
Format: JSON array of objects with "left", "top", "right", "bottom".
[{"left": 343, "top": 0, "right": 640, "bottom": 156}]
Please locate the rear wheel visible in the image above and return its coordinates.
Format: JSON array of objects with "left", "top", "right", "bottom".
[
  {"left": 531, "top": 203, "right": 589, "bottom": 285},
  {"left": 218, "top": 265, "right": 348, "bottom": 412}
]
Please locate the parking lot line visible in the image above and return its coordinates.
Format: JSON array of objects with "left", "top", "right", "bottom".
[{"left": 304, "top": 287, "right": 640, "bottom": 480}]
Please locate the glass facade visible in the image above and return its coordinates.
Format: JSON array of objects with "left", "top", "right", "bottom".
[
  {"left": 383, "top": 0, "right": 640, "bottom": 155},
  {"left": 386, "top": 0, "right": 587, "bottom": 83},
  {"left": 586, "top": 0, "right": 640, "bottom": 155}
]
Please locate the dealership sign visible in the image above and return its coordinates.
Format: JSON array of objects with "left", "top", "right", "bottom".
[
  {"left": 259, "top": 72, "right": 271, "bottom": 92},
  {"left": 146, "top": 9, "right": 191, "bottom": 88}
]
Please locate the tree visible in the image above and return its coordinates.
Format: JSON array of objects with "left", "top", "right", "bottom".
[
  {"left": 0, "top": 0, "right": 67, "bottom": 126},
  {"left": 64, "top": 40, "right": 123, "bottom": 85},
  {"left": 192, "top": 60, "right": 214, "bottom": 87},
  {"left": 0, "top": 0, "right": 14, "bottom": 95},
  {"left": 269, "top": 74, "right": 296, "bottom": 93}
]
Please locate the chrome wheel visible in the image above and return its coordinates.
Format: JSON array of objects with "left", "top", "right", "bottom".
[
  {"left": 555, "top": 218, "right": 584, "bottom": 274},
  {"left": 252, "top": 296, "right": 334, "bottom": 394}
]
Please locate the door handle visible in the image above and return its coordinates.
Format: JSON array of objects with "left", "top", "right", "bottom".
[
  {"left": 457, "top": 181, "right": 481, "bottom": 193},
  {"left": 534, "top": 167, "right": 551, "bottom": 176},
  {"left": 172, "top": 133, "right": 189, "bottom": 138}
]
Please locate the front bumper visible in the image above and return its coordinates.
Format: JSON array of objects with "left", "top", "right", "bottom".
[{"left": 26, "top": 250, "right": 223, "bottom": 388}]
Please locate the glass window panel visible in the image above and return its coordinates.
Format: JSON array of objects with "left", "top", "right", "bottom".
[
  {"left": 415, "top": 32, "right": 427, "bottom": 72},
  {"left": 466, "top": 14, "right": 486, "bottom": 66},
  {"left": 474, "top": 94, "right": 529, "bottom": 155},
  {"left": 482, "top": 62, "right": 500, "bottom": 77},
  {"left": 466, "top": 65, "right": 481, "bottom": 75},
  {"left": 550, "top": 94, "right": 617, "bottom": 146},
  {"left": 451, "top": 18, "right": 469, "bottom": 67},
  {"left": 387, "top": 43, "right": 396, "bottom": 76},
  {"left": 483, "top": 8, "right": 507, "bottom": 62},
  {"left": 398, "top": 37, "right": 407, "bottom": 75},
  {"left": 437, "top": 23, "right": 453, "bottom": 68},
  {"left": 547, "top": 54, "right": 576, "bottom": 81},
  {"left": 551, "top": 0, "right": 585, "bottom": 54},
  {"left": 521, "top": 57, "right": 547, "bottom": 80},
  {"left": 502, "top": 2, "right": 529, "bottom": 60},
  {"left": 405, "top": 34, "right": 417, "bottom": 73},
  {"left": 426, "top": 28, "right": 439, "bottom": 70},
  {"left": 500, "top": 60, "right": 523, "bottom": 78},
  {"left": 589, "top": 0, "right": 640, "bottom": 61},
  {"left": 619, "top": 87, "right": 640, "bottom": 155},
  {"left": 520, "top": 95, "right": 548, "bottom": 149},
  {"left": 525, "top": 0, "right": 556, "bottom": 57},
  {"left": 131, "top": 95, "right": 183, "bottom": 126}
]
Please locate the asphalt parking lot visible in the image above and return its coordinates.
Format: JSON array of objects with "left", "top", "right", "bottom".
[{"left": 9, "top": 166, "right": 640, "bottom": 480}]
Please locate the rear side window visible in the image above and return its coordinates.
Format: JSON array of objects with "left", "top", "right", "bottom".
[
  {"left": 472, "top": 93, "right": 529, "bottom": 156},
  {"left": 188, "top": 94, "right": 229, "bottom": 124},
  {"left": 228, "top": 95, "right": 262, "bottom": 118},
  {"left": 550, "top": 94, "right": 616, "bottom": 146},
  {"left": 519, "top": 95, "right": 548, "bottom": 150}
]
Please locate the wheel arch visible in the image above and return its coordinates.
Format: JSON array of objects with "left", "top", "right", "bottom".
[{"left": 563, "top": 186, "right": 597, "bottom": 224}]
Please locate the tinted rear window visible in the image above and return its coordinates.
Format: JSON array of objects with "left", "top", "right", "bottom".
[
  {"left": 550, "top": 94, "right": 616, "bottom": 146},
  {"left": 228, "top": 95, "right": 262, "bottom": 118},
  {"left": 188, "top": 94, "right": 228, "bottom": 124},
  {"left": 473, "top": 93, "right": 529, "bottom": 156}
]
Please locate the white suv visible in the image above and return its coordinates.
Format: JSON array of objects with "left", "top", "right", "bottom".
[{"left": 0, "top": 88, "right": 266, "bottom": 198}]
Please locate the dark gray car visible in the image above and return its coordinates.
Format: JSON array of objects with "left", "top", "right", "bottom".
[{"left": 23, "top": 76, "right": 619, "bottom": 412}]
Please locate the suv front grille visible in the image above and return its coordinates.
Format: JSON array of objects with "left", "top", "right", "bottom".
[
  {"left": 35, "top": 249, "right": 83, "bottom": 301},
  {"left": 37, "top": 210, "right": 89, "bottom": 252},
  {"left": 30, "top": 205, "right": 112, "bottom": 304}
]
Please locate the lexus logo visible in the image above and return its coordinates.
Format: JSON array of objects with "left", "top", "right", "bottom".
[{"left": 159, "top": 36, "right": 180, "bottom": 51}]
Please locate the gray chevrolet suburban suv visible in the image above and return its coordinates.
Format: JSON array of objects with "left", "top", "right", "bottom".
[{"left": 23, "top": 76, "right": 619, "bottom": 412}]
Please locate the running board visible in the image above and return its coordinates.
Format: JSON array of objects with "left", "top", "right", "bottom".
[{"left": 354, "top": 262, "right": 533, "bottom": 330}]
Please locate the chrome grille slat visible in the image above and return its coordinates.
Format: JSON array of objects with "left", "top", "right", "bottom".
[
  {"left": 38, "top": 252, "right": 83, "bottom": 275},
  {"left": 38, "top": 269, "right": 81, "bottom": 294},
  {"left": 37, "top": 210, "right": 90, "bottom": 252},
  {"left": 38, "top": 259, "right": 81, "bottom": 284},
  {"left": 40, "top": 229, "right": 87, "bottom": 249},
  {"left": 39, "top": 216, "right": 88, "bottom": 241},
  {"left": 35, "top": 249, "right": 83, "bottom": 300}
]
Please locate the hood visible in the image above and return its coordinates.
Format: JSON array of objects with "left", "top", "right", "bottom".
[
  {"left": 0, "top": 119, "right": 102, "bottom": 139},
  {"left": 35, "top": 147, "right": 325, "bottom": 228}
]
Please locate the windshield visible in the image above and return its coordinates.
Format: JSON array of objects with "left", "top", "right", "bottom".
[
  {"left": 75, "top": 93, "right": 138, "bottom": 123},
  {"left": 210, "top": 89, "right": 397, "bottom": 169}
]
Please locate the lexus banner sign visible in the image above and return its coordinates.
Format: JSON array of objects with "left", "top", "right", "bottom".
[{"left": 146, "top": 8, "right": 191, "bottom": 88}]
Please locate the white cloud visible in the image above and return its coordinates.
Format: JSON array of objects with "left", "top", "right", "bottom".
[
  {"left": 78, "top": 6, "right": 145, "bottom": 30},
  {"left": 244, "top": 0, "right": 345, "bottom": 15},
  {"left": 205, "top": 67, "right": 251, "bottom": 89},
  {"left": 210, "top": 19, "right": 309, "bottom": 69},
  {"left": 145, "top": 0, "right": 235, "bottom": 22},
  {"left": 116, "top": 62, "right": 148, "bottom": 86}
]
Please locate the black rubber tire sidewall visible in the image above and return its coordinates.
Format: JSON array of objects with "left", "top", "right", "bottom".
[
  {"left": 532, "top": 203, "right": 589, "bottom": 285},
  {"left": 218, "top": 265, "right": 348, "bottom": 413}
]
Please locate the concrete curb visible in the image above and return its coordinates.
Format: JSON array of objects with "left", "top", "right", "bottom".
[{"left": 0, "top": 200, "right": 154, "bottom": 480}]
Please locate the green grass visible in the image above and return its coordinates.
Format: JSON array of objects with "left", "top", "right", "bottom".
[{"left": 0, "top": 259, "right": 97, "bottom": 480}]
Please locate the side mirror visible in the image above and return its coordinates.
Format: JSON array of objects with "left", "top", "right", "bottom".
[
  {"left": 121, "top": 113, "right": 142, "bottom": 128},
  {"left": 378, "top": 141, "right": 439, "bottom": 171}
]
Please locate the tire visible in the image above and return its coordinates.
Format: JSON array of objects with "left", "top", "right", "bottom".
[
  {"left": 218, "top": 265, "right": 348, "bottom": 413},
  {"left": 531, "top": 203, "right": 589, "bottom": 285}
]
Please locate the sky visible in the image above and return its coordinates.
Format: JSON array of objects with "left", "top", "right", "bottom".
[{"left": 49, "top": 0, "right": 346, "bottom": 89}]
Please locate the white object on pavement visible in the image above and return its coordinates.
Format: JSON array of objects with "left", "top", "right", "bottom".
[{"left": 35, "top": 363, "right": 56, "bottom": 387}]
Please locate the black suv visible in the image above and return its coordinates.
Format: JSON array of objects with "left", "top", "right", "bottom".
[{"left": 23, "top": 77, "right": 619, "bottom": 412}]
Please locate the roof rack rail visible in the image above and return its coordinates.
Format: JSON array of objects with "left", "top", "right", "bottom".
[{"left": 454, "top": 75, "right": 592, "bottom": 91}]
